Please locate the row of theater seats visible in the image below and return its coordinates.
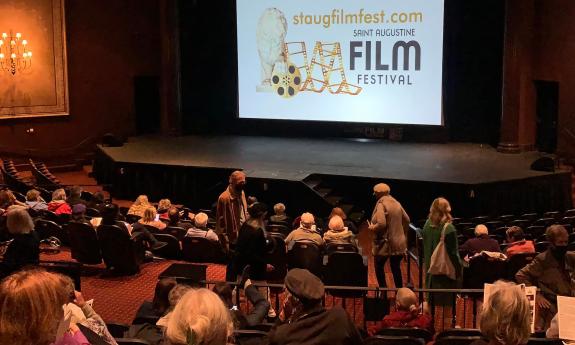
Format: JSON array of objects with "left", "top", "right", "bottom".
[
  {"left": 104, "top": 324, "right": 564, "bottom": 345},
  {"left": 1, "top": 158, "right": 62, "bottom": 198}
]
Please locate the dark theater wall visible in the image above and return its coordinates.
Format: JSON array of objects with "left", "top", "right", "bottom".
[
  {"left": 532, "top": 0, "right": 575, "bottom": 159},
  {"left": 0, "top": 0, "right": 161, "bottom": 157}
]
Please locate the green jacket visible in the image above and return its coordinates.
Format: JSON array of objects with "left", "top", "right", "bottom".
[{"left": 422, "top": 220, "right": 462, "bottom": 290}]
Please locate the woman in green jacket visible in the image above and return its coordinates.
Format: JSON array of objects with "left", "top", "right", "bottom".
[{"left": 422, "top": 197, "right": 462, "bottom": 314}]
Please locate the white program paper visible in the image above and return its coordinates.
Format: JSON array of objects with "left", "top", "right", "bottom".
[{"left": 557, "top": 295, "right": 575, "bottom": 341}]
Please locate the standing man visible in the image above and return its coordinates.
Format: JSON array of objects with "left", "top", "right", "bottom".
[
  {"left": 368, "top": 183, "right": 410, "bottom": 288},
  {"left": 216, "top": 170, "right": 248, "bottom": 247}
]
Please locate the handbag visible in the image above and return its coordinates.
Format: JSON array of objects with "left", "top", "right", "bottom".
[{"left": 427, "top": 222, "right": 457, "bottom": 280}]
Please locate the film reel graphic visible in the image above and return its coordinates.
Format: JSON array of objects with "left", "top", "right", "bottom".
[
  {"left": 271, "top": 61, "right": 302, "bottom": 98},
  {"left": 283, "top": 41, "right": 362, "bottom": 96}
]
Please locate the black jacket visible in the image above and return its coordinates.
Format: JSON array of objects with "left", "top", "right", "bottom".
[
  {"left": 2, "top": 232, "right": 40, "bottom": 272},
  {"left": 268, "top": 305, "right": 362, "bottom": 345},
  {"left": 235, "top": 222, "right": 268, "bottom": 280}
]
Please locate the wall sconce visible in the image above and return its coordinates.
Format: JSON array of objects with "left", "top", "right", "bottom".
[{"left": 0, "top": 30, "right": 32, "bottom": 75}]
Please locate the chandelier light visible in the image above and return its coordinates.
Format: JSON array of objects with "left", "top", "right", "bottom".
[{"left": 0, "top": 30, "right": 32, "bottom": 75}]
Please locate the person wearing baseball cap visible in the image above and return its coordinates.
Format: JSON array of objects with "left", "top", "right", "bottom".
[
  {"left": 268, "top": 269, "right": 362, "bottom": 345},
  {"left": 368, "top": 183, "right": 410, "bottom": 290}
]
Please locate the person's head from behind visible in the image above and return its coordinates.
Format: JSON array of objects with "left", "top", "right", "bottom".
[
  {"left": 328, "top": 215, "right": 345, "bottom": 233},
  {"left": 284, "top": 268, "right": 324, "bottom": 313},
  {"left": 194, "top": 212, "right": 209, "bottom": 229},
  {"left": 26, "top": 189, "right": 42, "bottom": 202},
  {"left": 158, "top": 199, "right": 171, "bottom": 212},
  {"left": 71, "top": 204, "right": 87, "bottom": 222},
  {"left": 300, "top": 212, "right": 315, "bottom": 230},
  {"left": 475, "top": 224, "right": 489, "bottom": 237},
  {"left": 101, "top": 203, "right": 119, "bottom": 225},
  {"left": 506, "top": 226, "right": 525, "bottom": 243},
  {"left": 51, "top": 188, "right": 67, "bottom": 202},
  {"left": 0, "top": 189, "right": 17, "bottom": 208},
  {"left": 168, "top": 207, "right": 180, "bottom": 225},
  {"left": 134, "top": 195, "right": 149, "bottom": 206},
  {"left": 273, "top": 203, "right": 286, "bottom": 216},
  {"left": 428, "top": 197, "right": 452, "bottom": 226},
  {"left": 248, "top": 202, "right": 267, "bottom": 220},
  {"left": 395, "top": 287, "right": 418, "bottom": 313},
  {"left": 229, "top": 171, "right": 247, "bottom": 191},
  {"left": 212, "top": 282, "right": 233, "bottom": 309},
  {"left": 373, "top": 183, "right": 391, "bottom": 199},
  {"left": 166, "top": 288, "right": 233, "bottom": 345},
  {"left": 153, "top": 278, "right": 177, "bottom": 316},
  {"left": 93, "top": 191, "right": 106, "bottom": 204},
  {"left": 69, "top": 185, "right": 82, "bottom": 199},
  {"left": 480, "top": 281, "right": 531, "bottom": 345},
  {"left": 7, "top": 207, "right": 34, "bottom": 235},
  {"left": 329, "top": 207, "right": 347, "bottom": 220},
  {"left": 0, "top": 269, "right": 70, "bottom": 345},
  {"left": 142, "top": 206, "right": 158, "bottom": 223},
  {"left": 546, "top": 224, "right": 569, "bottom": 260}
]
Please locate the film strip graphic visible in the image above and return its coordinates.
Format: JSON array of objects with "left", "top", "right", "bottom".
[{"left": 283, "top": 41, "right": 362, "bottom": 95}]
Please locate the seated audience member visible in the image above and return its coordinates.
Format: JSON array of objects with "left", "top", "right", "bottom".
[
  {"left": 235, "top": 203, "right": 274, "bottom": 281},
  {"left": 323, "top": 215, "right": 355, "bottom": 245},
  {"left": 167, "top": 207, "right": 192, "bottom": 229},
  {"left": 505, "top": 226, "right": 535, "bottom": 257},
  {"left": 71, "top": 204, "right": 91, "bottom": 225},
  {"left": 156, "top": 284, "right": 192, "bottom": 328},
  {"left": 25, "top": 189, "right": 47, "bottom": 211},
  {"left": 472, "top": 281, "right": 531, "bottom": 345},
  {"left": 213, "top": 269, "right": 270, "bottom": 329},
  {"left": 0, "top": 189, "right": 27, "bottom": 213},
  {"left": 134, "top": 206, "right": 167, "bottom": 231},
  {"left": 459, "top": 224, "right": 500, "bottom": 257},
  {"left": 329, "top": 207, "right": 358, "bottom": 234},
  {"left": 59, "top": 275, "right": 117, "bottom": 344},
  {"left": 1, "top": 207, "right": 40, "bottom": 273},
  {"left": 268, "top": 268, "right": 362, "bottom": 345},
  {"left": 285, "top": 212, "right": 325, "bottom": 248},
  {"left": 157, "top": 198, "right": 172, "bottom": 220},
  {"left": 86, "top": 191, "right": 106, "bottom": 212},
  {"left": 0, "top": 269, "right": 114, "bottom": 345},
  {"left": 165, "top": 289, "right": 233, "bottom": 345},
  {"left": 100, "top": 203, "right": 166, "bottom": 251},
  {"left": 66, "top": 185, "right": 86, "bottom": 207},
  {"left": 270, "top": 203, "right": 293, "bottom": 225},
  {"left": 186, "top": 212, "right": 219, "bottom": 242},
  {"left": 372, "top": 287, "right": 433, "bottom": 335},
  {"left": 516, "top": 224, "right": 575, "bottom": 331},
  {"left": 247, "top": 195, "right": 258, "bottom": 207},
  {"left": 47, "top": 188, "right": 72, "bottom": 215},
  {"left": 128, "top": 194, "right": 152, "bottom": 217}
]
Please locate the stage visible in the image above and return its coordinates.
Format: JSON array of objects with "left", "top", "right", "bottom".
[{"left": 93, "top": 135, "right": 572, "bottom": 221}]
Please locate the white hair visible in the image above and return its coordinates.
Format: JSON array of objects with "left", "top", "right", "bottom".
[
  {"left": 328, "top": 215, "right": 344, "bottom": 232},
  {"left": 7, "top": 207, "right": 34, "bottom": 234},
  {"left": 273, "top": 203, "right": 286, "bottom": 215},
  {"left": 475, "top": 224, "right": 488, "bottom": 236},
  {"left": 194, "top": 212, "right": 209, "bottom": 228},
  {"left": 300, "top": 212, "right": 315, "bottom": 228},
  {"left": 480, "top": 281, "right": 531, "bottom": 345},
  {"left": 166, "top": 288, "right": 232, "bottom": 345}
]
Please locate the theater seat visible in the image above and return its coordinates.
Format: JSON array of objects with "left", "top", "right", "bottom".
[
  {"left": 233, "top": 330, "right": 268, "bottom": 345},
  {"left": 287, "top": 241, "right": 323, "bottom": 277},
  {"left": 97, "top": 224, "right": 143, "bottom": 275},
  {"left": 436, "top": 329, "right": 483, "bottom": 339},
  {"left": 265, "top": 233, "right": 288, "bottom": 283},
  {"left": 376, "top": 327, "right": 433, "bottom": 343},
  {"left": 181, "top": 236, "right": 225, "bottom": 263},
  {"left": 363, "top": 335, "right": 424, "bottom": 345},
  {"left": 507, "top": 252, "right": 538, "bottom": 281},
  {"left": 66, "top": 222, "right": 102, "bottom": 265},
  {"left": 435, "top": 336, "right": 484, "bottom": 345},
  {"left": 323, "top": 251, "right": 367, "bottom": 298},
  {"left": 151, "top": 233, "right": 181, "bottom": 259},
  {"left": 35, "top": 219, "right": 69, "bottom": 245}
]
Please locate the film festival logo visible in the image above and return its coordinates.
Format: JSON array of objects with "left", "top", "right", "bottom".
[{"left": 256, "top": 8, "right": 362, "bottom": 99}]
